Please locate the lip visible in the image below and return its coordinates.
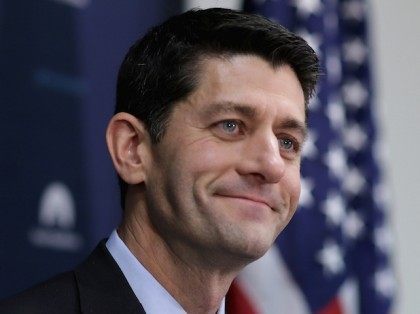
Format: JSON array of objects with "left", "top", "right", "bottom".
[{"left": 214, "top": 193, "right": 273, "bottom": 210}]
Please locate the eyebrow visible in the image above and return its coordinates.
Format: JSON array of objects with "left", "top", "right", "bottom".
[
  {"left": 203, "top": 101, "right": 308, "bottom": 139},
  {"left": 279, "top": 118, "right": 308, "bottom": 140},
  {"left": 203, "top": 102, "right": 257, "bottom": 119}
]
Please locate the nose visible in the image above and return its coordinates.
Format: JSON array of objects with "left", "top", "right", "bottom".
[{"left": 237, "top": 130, "right": 286, "bottom": 183}]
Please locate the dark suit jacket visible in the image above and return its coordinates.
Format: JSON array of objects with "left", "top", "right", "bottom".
[{"left": 0, "top": 241, "right": 146, "bottom": 314}]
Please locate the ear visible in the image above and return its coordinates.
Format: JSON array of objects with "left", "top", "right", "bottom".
[{"left": 106, "top": 112, "right": 152, "bottom": 185}]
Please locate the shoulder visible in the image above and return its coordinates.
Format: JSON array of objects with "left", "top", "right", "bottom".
[
  {"left": 0, "top": 240, "right": 145, "bottom": 314},
  {"left": 0, "top": 271, "right": 79, "bottom": 314}
]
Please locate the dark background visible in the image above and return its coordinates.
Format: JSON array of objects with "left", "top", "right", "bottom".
[{"left": 0, "top": 0, "right": 180, "bottom": 299}]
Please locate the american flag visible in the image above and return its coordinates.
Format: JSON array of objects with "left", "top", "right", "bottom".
[{"left": 227, "top": 0, "right": 395, "bottom": 313}]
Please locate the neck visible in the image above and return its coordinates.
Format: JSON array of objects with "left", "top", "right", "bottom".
[{"left": 118, "top": 200, "right": 240, "bottom": 314}]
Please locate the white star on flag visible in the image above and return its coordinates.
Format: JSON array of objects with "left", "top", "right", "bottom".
[
  {"left": 343, "top": 210, "right": 364, "bottom": 239},
  {"left": 343, "top": 166, "right": 366, "bottom": 195},
  {"left": 293, "top": 0, "right": 323, "bottom": 17},
  {"left": 374, "top": 224, "right": 394, "bottom": 254},
  {"left": 317, "top": 240, "right": 345, "bottom": 276},
  {"left": 343, "top": 37, "right": 367, "bottom": 65},
  {"left": 374, "top": 268, "right": 395, "bottom": 298},
  {"left": 325, "top": 47, "right": 342, "bottom": 83},
  {"left": 373, "top": 182, "right": 391, "bottom": 210},
  {"left": 342, "top": 79, "right": 369, "bottom": 109},
  {"left": 341, "top": 0, "right": 366, "bottom": 21},
  {"left": 302, "top": 130, "right": 318, "bottom": 159},
  {"left": 322, "top": 192, "right": 346, "bottom": 226},
  {"left": 343, "top": 122, "right": 368, "bottom": 151},
  {"left": 324, "top": 144, "right": 348, "bottom": 180},
  {"left": 299, "top": 177, "right": 314, "bottom": 208},
  {"left": 326, "top": 97, "right": 345, "bottom": 130}
]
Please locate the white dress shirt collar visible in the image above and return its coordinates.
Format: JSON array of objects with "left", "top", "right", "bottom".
[{"left": 106, "top": 230, "right": 225, "bottom": 314}]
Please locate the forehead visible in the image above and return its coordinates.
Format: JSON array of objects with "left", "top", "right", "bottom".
[{"left": 184, "top": 55, "right": 306, "bottom": 124}]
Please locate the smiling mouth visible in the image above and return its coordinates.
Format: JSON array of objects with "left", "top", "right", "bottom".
[{"left": 214, "top": 194, "right": 273, "bottom": 210}]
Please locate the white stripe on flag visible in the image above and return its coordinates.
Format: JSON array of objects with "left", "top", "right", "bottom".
[
  {"left": 339, "top": 278, "right": 359, "bottom": 314},
  {"left": 236, "top": 246, "right": 310, "bottom": 314}
]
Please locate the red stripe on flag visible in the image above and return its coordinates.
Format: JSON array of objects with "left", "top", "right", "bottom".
[
  {"left": 317, "top": 298, "right": 343, "bottom": 314},
  {"left": 227, "top": 280, "right": 259, "bottom": 314}
]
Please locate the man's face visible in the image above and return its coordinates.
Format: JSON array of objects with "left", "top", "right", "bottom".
[{"left": 145, "top": 55, "right": 306, "bottom": 263}]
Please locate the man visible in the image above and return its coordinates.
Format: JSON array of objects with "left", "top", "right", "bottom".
[{"left": 0, "top": 8, "right": 318, "bottom": 314}]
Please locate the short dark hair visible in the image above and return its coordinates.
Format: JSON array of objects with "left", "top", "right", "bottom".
[{"left": 115, "top": 8, "right": 319, "bottom": 209}]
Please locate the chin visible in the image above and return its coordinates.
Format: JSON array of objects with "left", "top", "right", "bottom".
[
  {"left": 243, "top": 244, "right": 272, "bottom": 261},
  {"left": 222, "top": 227, "right": 278, "bottom": 262}
]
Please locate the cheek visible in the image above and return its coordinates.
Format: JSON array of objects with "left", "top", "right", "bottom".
[
  {"left": 284, "top": 167, "right": 302, "bottom": 209},
  {"left": 176, "top": 139, "right": 235, "bottom": 179},
  {"left": 274, "top": 170, "right": 301, "bottom": 228},
  {"left": 164, "top": 140, "right": 229, "bottom": 196},
  {"left": 173, "top": 141, "right": 240, "bottom": 209}
]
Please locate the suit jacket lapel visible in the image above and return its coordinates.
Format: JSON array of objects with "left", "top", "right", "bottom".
[{"left": 74, "top": 240, "right": 146, "bottom": 314}]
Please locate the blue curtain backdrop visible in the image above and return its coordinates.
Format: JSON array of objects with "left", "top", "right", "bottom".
[{"left": 0, "top": 0, "right": 179, "bottom": 299}]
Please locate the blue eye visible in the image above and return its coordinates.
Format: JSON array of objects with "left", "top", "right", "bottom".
[
  {"left": 221, "top": 120, "right": 238, "bottom": 133},
  {"left": 279, "top": 138, "right": 295, "bottom": 151},
  {"left": 213, "top": 120, "right": 245, "bottom": 139}
]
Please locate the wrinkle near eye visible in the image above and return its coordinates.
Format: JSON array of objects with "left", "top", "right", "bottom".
[{"left": 184, "top": 134, "right": 222, "bottom": 147}]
